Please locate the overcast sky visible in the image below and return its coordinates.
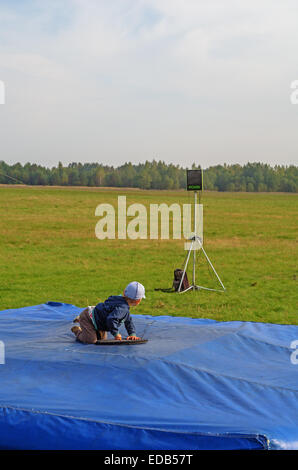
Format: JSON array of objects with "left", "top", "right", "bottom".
[{"left": 0, "top": 0, "right": 297, "bottom": 169}]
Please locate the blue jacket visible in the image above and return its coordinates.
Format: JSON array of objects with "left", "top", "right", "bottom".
[{"left": 93, "top": 296, "right": 136, "bottom": 337}]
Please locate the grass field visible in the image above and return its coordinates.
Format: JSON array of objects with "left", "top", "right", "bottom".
[{"left": 0, "top": 185, "right": 297, "bottom": 325}]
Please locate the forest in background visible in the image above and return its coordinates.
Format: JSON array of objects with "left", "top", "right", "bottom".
[{"left": 0, "top": 160, "right": 297, "bottom": 192}]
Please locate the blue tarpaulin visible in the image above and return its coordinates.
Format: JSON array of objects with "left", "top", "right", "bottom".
[{"left": 0, "top": 301, "right": 297, "bottom": 450}]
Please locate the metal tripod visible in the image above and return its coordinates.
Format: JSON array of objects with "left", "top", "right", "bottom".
[{"left": 178, "top": 191, "right": 226, "bottom": 293}]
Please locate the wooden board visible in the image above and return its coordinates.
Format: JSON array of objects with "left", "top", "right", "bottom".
[{"left": 96, "top": 339, "right": 148, "bottom": 345}]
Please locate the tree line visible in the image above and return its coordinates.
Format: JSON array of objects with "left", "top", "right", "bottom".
[{"left": 0, "top": 160, "right": 297, "bottom": 192}]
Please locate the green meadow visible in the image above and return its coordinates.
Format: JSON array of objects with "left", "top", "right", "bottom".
[{"left": 0, "top": 185, "right": 297, "bottom": 325}]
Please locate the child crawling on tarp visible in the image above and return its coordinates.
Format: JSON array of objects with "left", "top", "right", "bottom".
[{"left": 71, "top": 281, "right": 145, "bottom": 343}]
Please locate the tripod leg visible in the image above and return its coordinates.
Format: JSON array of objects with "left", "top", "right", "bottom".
[
  {"left": 193, "top": 244, "right": 196, "bottom": 286},
  {"left": 178, "top": 240, "right": 193, "bottom": 292},
  {"left": 201, "top": 245, "right": 226, "bottom": 291},
  {"left": 181, "top": 247, "right": 190, "bottom": 272}
]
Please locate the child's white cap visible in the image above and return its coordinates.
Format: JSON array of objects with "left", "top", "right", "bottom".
[{"left": 124, "top": 281, "right": 146, "bottom": 300}]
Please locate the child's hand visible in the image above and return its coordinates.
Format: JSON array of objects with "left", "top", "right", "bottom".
[
  {"left": 115, "top": 334, "right": 122, "bottom": 340},
  {"left": 127, "top": 335, "right": 140, "bottom": 341}
]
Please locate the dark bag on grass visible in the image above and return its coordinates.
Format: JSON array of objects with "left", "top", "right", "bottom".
[{"left": 173, "top": 269, "right": 190, "bottom": 292}]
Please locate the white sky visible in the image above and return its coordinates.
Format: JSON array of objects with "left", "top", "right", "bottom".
[{"left": 0, "top": 0, "right": 297, "bottom": 168}]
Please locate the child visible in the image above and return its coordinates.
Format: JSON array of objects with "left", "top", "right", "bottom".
[{"left": 71, "top": 281, "right": 145, "bottom": 344}]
